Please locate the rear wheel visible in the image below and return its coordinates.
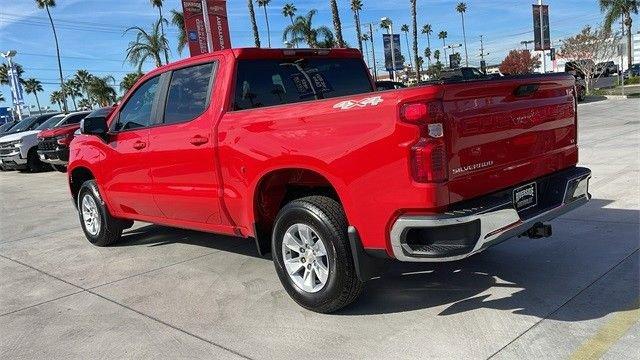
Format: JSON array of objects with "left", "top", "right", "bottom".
[
  {"left": 78, "top": 180, "right": 126, "bottom": 247},
  {"left": 272, "top": 196, "right": 364, "bottom": 313}
]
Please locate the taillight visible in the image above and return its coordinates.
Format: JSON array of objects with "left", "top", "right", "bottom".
[{"left": 401, "top": 101, "right": 448, "bottom": 183}]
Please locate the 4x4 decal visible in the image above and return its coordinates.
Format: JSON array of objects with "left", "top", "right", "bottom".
[{"left": 333, "top": 96, "right": 384, "bottom": 110}]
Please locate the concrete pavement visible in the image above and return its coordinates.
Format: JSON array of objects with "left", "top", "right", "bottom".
[{"left": 1, "top": 99, "right": 638, "bottom": 359}]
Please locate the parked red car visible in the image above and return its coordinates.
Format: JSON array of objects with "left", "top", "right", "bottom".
[
  {"left": 68, "top": 48, "right": 591, "bottom": 313},
  {"left": 38, "top": 109, "right": 112, "bottom": 172}
]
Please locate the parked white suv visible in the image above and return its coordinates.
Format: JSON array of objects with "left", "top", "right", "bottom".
[{"left": 0, "top": 112, "right": 86, "bottom": 172}]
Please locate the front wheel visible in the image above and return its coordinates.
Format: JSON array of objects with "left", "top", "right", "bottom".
[
  {"left": 272, "top": 196, "right": 364, "bottom": 313},
  {"left": 78, "top": 180, "right": 126, "bottom": 247}
]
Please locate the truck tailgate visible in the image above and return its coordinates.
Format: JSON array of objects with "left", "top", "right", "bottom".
[{"left": 442, "top": 75, "right": 578, "bottom": 203}]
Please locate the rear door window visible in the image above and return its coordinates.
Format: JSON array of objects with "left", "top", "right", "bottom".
[
  {"left": 233, "top": 58, "right": 372, "bottom": 110},
  {"left": 163, "top": 62, "right": 215, "bottom": 124}
]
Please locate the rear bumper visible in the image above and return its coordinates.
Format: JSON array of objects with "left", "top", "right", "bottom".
[{"left": 390, "top": 166, "right": 592, "bottom": 262}]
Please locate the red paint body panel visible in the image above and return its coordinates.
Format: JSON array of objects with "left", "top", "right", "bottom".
[{"left": 68, "top": 48, "right": 579, "bottom": 257}]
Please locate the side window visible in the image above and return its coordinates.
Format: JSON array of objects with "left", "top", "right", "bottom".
[
  {"left": 115, "top": 76, "right": 160, "bottom": 131},
  {"left": 163, "top": 63, "right": 215, "bottom": 124}
]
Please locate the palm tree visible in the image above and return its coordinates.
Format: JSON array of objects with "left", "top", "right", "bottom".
[
  {"left": 361, "top": 33, "right": 371, "bottom": 68},
  {"left": 88, "top": 76, "right": 117, "bottom": 107},
  {"left": 424, "top": 47, "right": 431, "bottom": 65},
  {"left": 256, "top": 0, "right": 272, "bottom": 48},
  {"left": 248, "top": 0, "right": 261, "bottom": 47},
  {"left": 120, "top": 72, "right": 144, "bottom": 93},
  {"left": 50, "top": 90, "right": 64, "bottom": 112},
  {"left": 422, "top": 24, "right": 433, "bottom": 66},
  {"left": 125, "top": 19, "right": 169, "bottom": 72},
  {"left": 599, "top": 0, "right": 638, "bottom": 69},
  {"left": 438, "top": 30, "right": 448, "bottom": 64},
  {"left": 283, "top": 10, "right": 334, "bottom": 48},
  {"left": 330, "top": 0, "right": 345, "bottom": 47},
  {"left": 24, "top": 79, "right": 44, "bottom": 112},
  {"left": 401, "top": 24, "right": 411, "bottom": 68},
  {"left": 63, "top": 79, "right": 82, "bottom": 111},
  {"left": 410, "top": 0, "right": 420, "bottom": 79},
  {"left": 36, "top": 0, "right": 68, "bottom": 113},
  {"left": 170, "top": 10, "right": 187, "bottom": 55},
  {"left": 150, "top": 0, "right": 169, "bottom": 64},
  {"left": 351, "top": 0, "right": 364, "bottom": 53},
  {"left": 74, "top": 70, "right": 93, "bottom": 99},
  {"left": 77, "top": 98, "right": 92, "bottom": 111},
  {"left": 456, "top": 2, "right": 469, "bottom": 67},
  {"left": 0, "top": 63, "right": 25, "bottom": 85},
  {"left": 282, "top": 3, "right": 297, "bottom": 25}
]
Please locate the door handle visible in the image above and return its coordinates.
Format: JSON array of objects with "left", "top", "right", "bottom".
[
  {"left": 133, "top": 141, "right": 146, "bottom": 150},
  {"left": 190, "top": 135, "right": 209, "bottom": 146}
]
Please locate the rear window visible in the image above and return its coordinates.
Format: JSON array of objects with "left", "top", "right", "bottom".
[
  {"left": 58, "top": 113, "right": 89, "bottom": 126},
  {"left": 233, "top": 58, "right": 372, "bottom": 111}
]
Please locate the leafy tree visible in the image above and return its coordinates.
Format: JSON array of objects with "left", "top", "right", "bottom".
[
  {"left": 50, "top": 90, "right": 64, "bottom": 112},
  {"left": 74, "top": 70, "right": 93, "bottom": 99},
  {"left": 351, "top": 0, "right": 363, "bottom": 53},
  {"left": 401, "top": 24, "right": 411, "bottom": 67},
  {"left": 329, "top": 0, "right": 344, "bottom": 47},
  {"left": 19, "top": 79, "right": 41, "bottom": 111},
  {"left": 125, "top": 19, "right": 169, "bottom": 71},
  {"left": 282, "top": 3, "right": 297, "bottom": 25},
  {"left": 433, "top": 49, "right": 441, "bottom": 62},
  {"left": 248, "top": 0, "right": 261, "bottom": 47},
  {"left": 88, "top": 76, "right": 117, "bottom": 107},
  {"left": 170, "top": 10, "right": 187, "bottom": 55},
  {"left": 120, "top": 72, "right": 144, "bottom": 93},
  {"left": 438, "top": 31, "right": 448, "bottom": 63},
  {"left": 256, "top": 0, "right": 272, "bottom": 47},
  {"left": 410, "top": 0, "right": 421, "bottom": 79},
  {"left": 499, "top": 49, "right": 541, "bottom": 75},
  {"left": 36, "top": 0, "right": 68, "bottom": 112},
  {"left": 360, "top": 32, "right": 371, "bottom": 68},
  {"left": 283, "top": 10, "right": 334, "bottom": 48},
  {"left": 599, "top": 0, "right": 638, "bottom": 69},
  {"left": 0, "top": 63, "right": 25, "bottom": 85},
  {"left": 63, "top": 79, "right": 82, "bottom": 111},
  {"left": 558, "top": 26, "right": 620, "bottom": 94},
  {"left": 456, "top": 2, "right": 469, "bottom": 66},
  {"left": 150, "top": 0, "right": 169, "bottom": 64},
  {"left": 422, "top": 24, "right": 433, "bottom": 67},
  {"left": 77, "top": 98, "right": 93, "bottom": 111}
]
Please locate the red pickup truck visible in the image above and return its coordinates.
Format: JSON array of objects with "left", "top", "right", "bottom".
[{"left": 68, "top": 48, "right": 591, "bottom": 313}]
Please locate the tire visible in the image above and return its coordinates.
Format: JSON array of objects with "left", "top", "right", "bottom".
[
  {"left": 77, "top": 180, "right": 125, "bottom": 247},
  {"left": 26, "top": 148, "right": 43, "bottom": 173},
  {"left": 272, "top": 196, "right": 364, "bottom": 313},
  {"left": 51, "top": 164, "right": 67, "bottom": 173}
]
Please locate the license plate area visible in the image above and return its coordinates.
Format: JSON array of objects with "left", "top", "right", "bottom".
[{"left": 513, "top": 182, "right": 537, "bottom": 212}]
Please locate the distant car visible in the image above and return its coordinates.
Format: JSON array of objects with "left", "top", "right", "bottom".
[
  {"left": 0, "top": 112, "right": 86, "bottom": 172},
  {"left": 565, "top": 60, "right": 595, "bottom": 79},
  {"left": 596, "top": 61, "right": 619, "bottom": 77},
  {"left": 38, "top": 109, "right": 98, "bottom": 172},
  {"left": 375, "top": 81, "right": 407, "bottom": 91},
  {"left": 623, "top": 63, "right": 640, "bottom": 78}
]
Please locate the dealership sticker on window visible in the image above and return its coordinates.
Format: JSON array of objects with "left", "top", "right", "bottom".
[{"left": 333, "top": 96, "right": 384, "bottom": 110}]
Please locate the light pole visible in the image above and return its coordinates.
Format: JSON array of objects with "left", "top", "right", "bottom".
[
  {"left": 381, "top": 17, "right": 397, "bottom": 81},
  {"left": 1, "top": 50, "right": 23, "bottom": 120},
  {"left": 520, "top": 40, "right": 534, "bottom": 49},
  {"left": 538, "top": 0, "right": 547, "bottom": 73},
  {"left": 445, "top": 43, "right": 463, "bottom": 68}
]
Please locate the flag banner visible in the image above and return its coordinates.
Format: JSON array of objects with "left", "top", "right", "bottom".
[
  {"left": 383, "top": 34, "right": 403, "bottom": 71},
  {"left": 533, "top": 5, "right": 551, "bottom": 51},
  {"left": 182, "top": 0, "right": 231, "bottom": 57}
]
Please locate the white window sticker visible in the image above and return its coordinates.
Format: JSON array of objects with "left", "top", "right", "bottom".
[{"left": 333, "top": 96, "right": 384, "bottom": 110}]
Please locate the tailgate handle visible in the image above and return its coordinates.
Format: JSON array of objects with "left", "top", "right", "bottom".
[{"left": 514, "top": 84, "right": 540, "bottom": 97}]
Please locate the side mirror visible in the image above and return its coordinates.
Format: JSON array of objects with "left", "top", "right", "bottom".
[{"left": 80, "top": 116, "right": 108, "bottom": 137}]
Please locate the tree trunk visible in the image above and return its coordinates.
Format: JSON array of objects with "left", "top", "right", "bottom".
[
  {"left": 248, "top": 0, "right": 260, "bottom": 47},
  {"left": 354, "top": 10, "right": 362, "bottom": 53},
  {"left": 71, "top": 95, "right": 77, "bottom": 111},
  {"left": 411, "top": 0, "right": 420, "bottom": 80},
  {"left": 330, "top": 0, "right": 344, "bottom": 47},
  {"left": 461, "top": 13, "right": 468, "bottom": 67},
  {"left": 443, "top": 39, "right": 448, "bottom": 65},
  {"left": 46, "top": 6, "right": 68, "bottom": 113},
  {"left": 263, "top": 6, "right": 271, "bottom": 48},
  {"left": 426, "top": 34, "right": 431, "bottom": 67},
  {"left": 34, "top": 93, "right": 42, "bottom": 113},
  {"left": 159, "top": 6, "right": 169, "bottom": 64}
]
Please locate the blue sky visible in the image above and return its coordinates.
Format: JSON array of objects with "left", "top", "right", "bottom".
[{"left": 0, "top": 0, "right": 635, "bottom": 110}]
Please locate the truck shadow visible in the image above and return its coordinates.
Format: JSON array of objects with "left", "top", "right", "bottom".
[{"left": 112, "top": 199, "right": 638, "bottom": 322}]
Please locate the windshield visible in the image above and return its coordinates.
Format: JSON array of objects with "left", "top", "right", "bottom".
[
  {"left": 36, "top": 115, "right": 65, "bottom": 130},
  {"left": 7, "top": 116, "right": 36, "bottom": 133}
]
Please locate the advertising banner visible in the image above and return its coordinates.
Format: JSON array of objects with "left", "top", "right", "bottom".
[
  {"left": 533, "top": 5, "right": 551, "bottom": 51},
  {"left": 8, "top": 67, "right": 24, "bottom": 106},
  {"left": 383, "top": 34, "right": 403, "bottom": 71},
  {"left": 182, "top": 0, "right": 231, "bottom": 57}
]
